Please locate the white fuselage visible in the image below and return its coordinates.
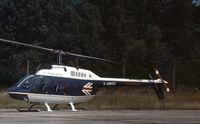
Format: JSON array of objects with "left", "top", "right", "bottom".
[{"left": 7, "top": 65, "right": 166, "bottom": 105}]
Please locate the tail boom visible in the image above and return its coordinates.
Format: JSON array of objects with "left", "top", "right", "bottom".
[{"left": 96, "top": 77, "right": 169, "bottom": 101}]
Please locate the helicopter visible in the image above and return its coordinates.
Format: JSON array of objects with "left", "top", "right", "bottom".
[{"left": 0, "top": 38, "right": 169, "bottom": 112}]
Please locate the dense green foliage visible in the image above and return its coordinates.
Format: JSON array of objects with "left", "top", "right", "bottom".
[{"left": 0, "top": 0, "right": 199, "bottom": 87}]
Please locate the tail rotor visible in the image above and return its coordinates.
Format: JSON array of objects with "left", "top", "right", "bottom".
[
  {"left": 150, "top": 68, "right": 170, "bottom": 109},
  {"left": 154, "top": 68, "right": 170, "bottom": 92}
]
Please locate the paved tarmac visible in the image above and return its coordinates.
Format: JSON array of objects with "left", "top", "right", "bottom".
[{"left": 0, "top": 109, "right": 200, "bottom": 124}]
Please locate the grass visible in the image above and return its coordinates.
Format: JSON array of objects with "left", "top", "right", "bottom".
[
  {"left": 0, "top": 92, "right": 30, "bottom": 109},
  {"left": 78, "top": 87, "right": 200, "bottom": 110},
  {"left": 0, "top": 87, "right": 200, "bottom": 110}
]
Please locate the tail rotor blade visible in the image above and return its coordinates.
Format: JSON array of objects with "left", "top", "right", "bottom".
[{"left": 154, "top": 68, "right": 170, "bottom": 92}]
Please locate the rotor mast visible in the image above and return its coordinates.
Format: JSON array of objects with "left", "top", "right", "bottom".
[
  {"left": 54, "top": 50, "right": 65, "bottom": 65},
  {"left": 57, "top": 53, "right": 62, "bottom": 65}
]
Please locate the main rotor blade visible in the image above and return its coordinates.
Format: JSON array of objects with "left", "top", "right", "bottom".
[
  {"left": 0, "top": 38, "right": 54, "bottom": 52},
  {"left": 0, "top": 38, "right": 119, "bottom": 64},
  {"left": 65, "top": 52, "right": 119, "bottom": 64}
]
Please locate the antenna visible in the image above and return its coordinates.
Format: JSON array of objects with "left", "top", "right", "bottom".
[
  {"left": 26, "top": 60, "right": 30, "bottom": 75},
  {"left": 122, "top": 59, "right": 126, "bottom": 78},
  {"left": 76, "top": 58, "right": 79, "bottom": 70}
]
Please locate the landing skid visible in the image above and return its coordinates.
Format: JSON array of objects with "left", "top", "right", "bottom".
[
  {"left": 17, "top": 103, "right": 41, "bottom": 112},
  {"left": 17, "top": 103, "right": 52, "bottom": 112},
  {"left": 17, "top": 109, "right": 40, "bottom": 112},
  {"left": 17, "top": 102, "right": 78, "bottom": 112}
]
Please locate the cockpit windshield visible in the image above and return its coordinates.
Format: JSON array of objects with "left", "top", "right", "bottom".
[
  {"left": 16, "top": 75, "right": 42, "bottom": 89},
  {"left": 14, "top": 75, "right": 69, "bottom": 95}
]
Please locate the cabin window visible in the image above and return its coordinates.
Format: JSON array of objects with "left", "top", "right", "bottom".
[
  {"left": 41, "top": 77, "right": 52, "bottom": 93},
  {"left": 30, "top": 76, "right": 43, "bottom": 92},
  {"left": 54, "top": 78, "right": 68, "bottom": 95},
  {"left": 71, "top": 71, "right": 87, "bottom": 78},
  {"left": 78, "top": 72, "right": 80, "bottom": 77},
  {"left": 36, "top": 76, "right": 68, "bottom": 95},
  {"left": 71, "top": 71, "right": 75, "bottom": 76}
]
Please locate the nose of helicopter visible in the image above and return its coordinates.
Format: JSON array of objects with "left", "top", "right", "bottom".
[
  {"left": 6, "top": 86, "right": 14, "bottom": 92},
  {"left": 6, "top": 87, "right": 29, "bottom": 101}
]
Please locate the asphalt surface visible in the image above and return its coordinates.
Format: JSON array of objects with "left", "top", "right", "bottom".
[{"left": 0, "top": 109, "right": 200, "bottom": 124}]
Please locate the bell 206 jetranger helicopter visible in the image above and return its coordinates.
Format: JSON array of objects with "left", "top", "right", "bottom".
[{"left": 0, "top": 38, "right": 169, "bottom": 112}]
